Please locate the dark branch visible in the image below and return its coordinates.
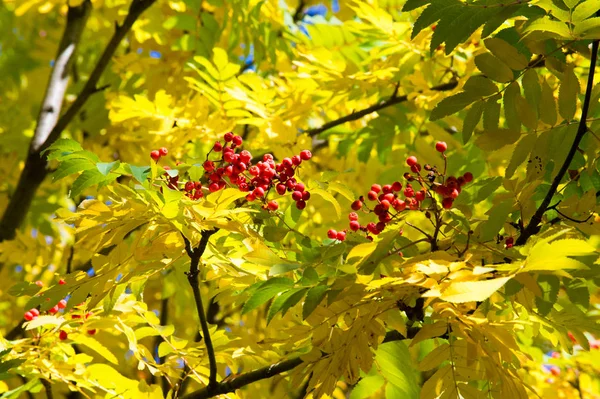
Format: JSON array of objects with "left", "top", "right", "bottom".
[
  {"left": 149, "top": 296, "right": 171, "bottom": 394},
  {"left": 516, "top": 40, "right": 599, "bottom": 245},
  {"left": 41, "top": 379, "right": 54, "bottom": 399},
  {"left": 305, "top": 80, "right": 458, "bottom": 137},
  {"left": 292, "top": 0, "right": 306, "bottom": 23},
  {"left": 0, "top": 0, "right": 157, "bottom": 244},
  {"left": 183, "top": 229, "right": 219, "bottom": 390},
  {"left": 182, "top": 327, "right": 429, "bottom": 399}
]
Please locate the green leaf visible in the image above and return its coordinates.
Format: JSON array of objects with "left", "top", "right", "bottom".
[
  {"left": 70, "top": 169, "right": 118, "bottom": 198},
  {"left": 484, "top": 38, "right": 529, "bottom": 70},
  {"left": 475, "top": 53, "right": 514, "bottom": 83},
  {"left": 516, "top": 95, "right": 538, "bottom": 131},
  {"left": 350, "top": 374, "right": 385, "bottom": 399},
  {"left": 269, "top": 263, "right": 301, "bottom": 276},
  {"left": 411, "top": 0, "right": 463, "bottom": 40},
  {"left": 303, "top": 285, "right": 328, "bottom": 320},
  {"left": 311, "top": 188, "right": 341, "bottom": 219},
  {"left": 522, "top": 69, "right": 541, "bottom": 112},
  {"left": 506, "top": 133, "right": 537, "bottom": 179},
  {"left": 462, "top": 101, "right": 484, "bottom": 143},
  {"left": 565, "top": 279, "right": 590, "bottom": 309},
  {"left": 573, "top": 1, "right": 600, "bottom": 22},
  {"left": 52, "top": 159, "right": 96, "bottom": 181},
  {"left": 540, "top": 79, "right": 558, "bottom": 126},
  {"left": 524, "top": 17, "right": 571, "bottom": 38},
  {"left": 430, "top": 92, "right": 479, "bottom": 121},
  {"left": 559, "top": 65, "right": 580, "bottom": 121},
  {"left": 8, "top": 282, "right": 41, "bottom": 297},
  {"left": 503, "top": 82, "right": 521, "bottom": 132},
  {"left": 376, "top": 342, "right": 420, "bottom": 399},
  {"left": 463, "top": 76, "right": 498, "bottom": 97},
  {"left": 242, "top": 278, "right": 294, "bottom": 314},
  {"left": 263, "top": 226, "right": 288, "bottom": 242},
  {"left": 479, "top": 200, "right": 513, "bottom": 242},
  {"left": 267, "top": 287, "right": 307, "bottom": 323},
  {"left": 483, "top": 96, "right": 501, "bottom": 130},
  {"left": 96, "top": 161, "right": 120, "bottom": 176},
  {"left": 42, "top": 138, "right": 83, "bottom": 158}
]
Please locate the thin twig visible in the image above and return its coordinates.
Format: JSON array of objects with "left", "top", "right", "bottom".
[
  {"left": 305, "top": 80, "right": 458, "bottom": 137},
  {"left": 516, "top": 39, "right": 599, "bottom": 245}
]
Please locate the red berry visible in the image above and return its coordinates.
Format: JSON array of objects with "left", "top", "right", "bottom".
[
  {"left": 185, "top": 182, "right": 194, "bottom": 192},
  {"left": 203, "top": 160, "right": 215, "bottom": 171},
  {"left": 415, "top": 191, "right": 426, "bottom": 202},
  {"left": 232, "top": 135, "right": 243, "bottom": 146},
  {"left": 294, "top": 183, "right": 305, "bottom": 192},
  {"left": 327, "top": 229, "right": 338, "bottom": 239},
  {"left": 300, "top": 150, "right": 312, "bottom": 160},
  {"left": 367, "top": 191, "right": 378, "bottom": 201},
  {"left": 463, "top": 172, "right": 473, "bottom": 183},
  {"left": 150, "top": 150, "right": 160, "bottom": 161},
  {"left": 49, "top": 305, "right": 59, "bottom": 314},
  {"left": 213, "top": 142, "right": 223, "bottom": 152},
  {"left": 391, "top": 182, "right": 401, "bottom": 192},
  {"left": 406, "top": 156, "right": 418, "bottom": 167},
  {"left": 505, "top": 237, "right": 514, "bottom": 245},
  {"left": 224, "top": 132, "right": 234, "bottom": 142},
  {"left": 30, "top": 308, "right": 40, "bottom": 317},
  {"left": 24, "top": 311, "right": 34, "bottom": 321},
  {"left": 246, "top": 193, "right": 256, "bottom": 202},
  {"left": 336, "top": 231, "right": 346, "bottom": 241},
  {"left": 450, "top": 189, "right": 459, "bottom": 199},
  {"left": 87, "top": 329, "right": 97, "bottom": 335},
  {"left": 35, "top": 281, "right": 43, "bottom": 287},
  {"left": 292, "top": 191, "right": 303, "bottom": 201},
  {"left": 282, "top": 158, "right": 293, "bottom": 168},
  {"left": 253, "top": 187, "right": 265, "bottom": 197},
  {"left": 296, "top": 200, "right": 306, "bottom": 210},
  {"left": 208, "top": 182, "right": 220, "bottom": 192},
  {"left": 351, "top": 200, "right": 363, "bottom": 211},
  {"left": 59, "top": 330, "right": 68, "bottom": 341},
  {"left": 551, "top": 352, "right": 560, "bottom": 359},
  {"left": 410, "top": 163, "right": 421, "bottom": 173},
  {"left": 349, "top": 220, "right": 360, "bottom": 231},
  {"left": 58, "top": 299, "right": 67, "bottom": 309},
  {"left": 549, "top": 366, "right": 560, "bottom": 376},
  {"left": 292, "top": 155, "right": 302, "bottom": 166},
  {"left": 380, "top": 200, "right": 390, "bottom": 210},
  {"left": 404, "top": 187, "right": 414, "bottom": 198},
  {"left": 267, "top": 200, "right": 279, "bottom": 211},
  {"left": 348, "top": 212, "right": 358, "bottom": 221},
  {"left": 442, "top": 198, "right": 453, "bottom": 209},
  {"left": 58, "top": 279, "right": 66, "bottom": 285},
  {"left": 159, "top": 147, "right": 168, "bottom": 156},
  {"left": 371, "top": 184, "right": 381, "bottom": 193},
  {"left": 435, "top": 141, "right": 447, "bottom": 153},
  {"left": 568, "top": 331, "right": 577, "bottom": 343},
  {"left": 392, "top": 199, "right": 406, "bottom": 211},
  {"left": 302, "top": 191, "right": 310, "bottom": 201}
]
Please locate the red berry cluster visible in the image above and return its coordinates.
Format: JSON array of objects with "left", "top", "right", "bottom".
[
  {"left": 149, "top": 132, "right": 314, "bottom": 211},
  {"left": 150, "top": 147, "right": 168, "bottom": 161},
  {"left": 328, "top": 141, "right": 474, "bottom": 241}
]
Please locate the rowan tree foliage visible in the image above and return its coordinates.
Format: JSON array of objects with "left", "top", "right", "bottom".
[{"left": 2, "top": 0, "right": 600, "bottom": 398}]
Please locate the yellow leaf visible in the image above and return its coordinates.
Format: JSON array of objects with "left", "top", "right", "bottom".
[
  {"left": 409, "top": 321, "right": 448, "bottom": 347},
  {"left": 76, "top": 335, "right": 119, "bottom": 364},
  {"left": 440, "top": 277, "right": 511, "bottom": 303},
  {"left": 484, "top": 38, "right": 529, "bottom": 70},
  {"left": 418, "top": 343, "right": 450, "bottom": 371},
  {"left": 311, "top": 188, "right": 341, "bottom": 219}
]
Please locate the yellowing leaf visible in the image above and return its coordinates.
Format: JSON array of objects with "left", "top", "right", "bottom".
[
  {"left": 474, "top": 53, "right": 514, "bottom": 83},
  {"left": 409, "top": 321, "right": 448, "bottom": 347},
  {"left": 558, "top": 65, "right": 580, "bottom": 121},
  {"left": 440, "top": 277, "right": 511, "bottom": 303},
  {"left": 484, "top": 38, "right": 529, "bottom": 70},
  {"left": 311, "top": 188, "right": 341, "bottom": 219},
  {"left": 76, "top": 335, "right": 119, "bottom": 364}
]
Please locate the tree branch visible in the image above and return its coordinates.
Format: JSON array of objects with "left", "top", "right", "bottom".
[
  {"left": 516, "top": 40, "right": 599, "bottom": 246},
  {"left": 0, "top": 0, "right": 157, "bottom": 244},
  {"left": 305, "top": 80, "right": 458, "bottom": 137},
  {"left": 41, "top": 379, "right": 54, "bottom": 399},
  {"left": 149, "top": 296, "right": 171, "bottom": 394},
  {"left": 182, "top": 328, "right": 423, "bottom": 399},
  {"left": 183, "top": 229, "right": 219, "bottom": 390}
]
